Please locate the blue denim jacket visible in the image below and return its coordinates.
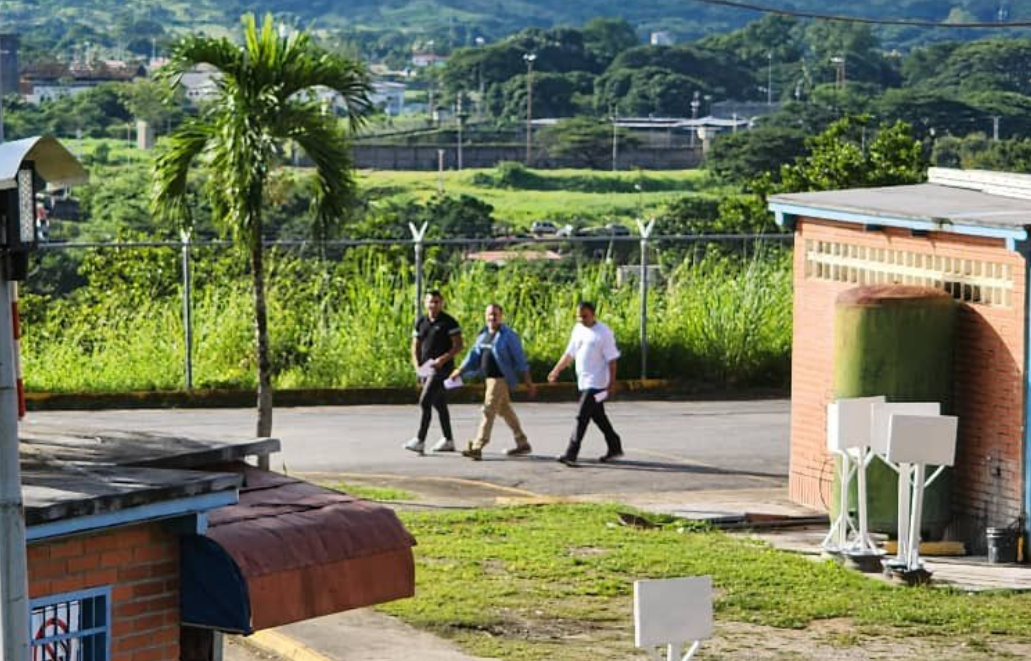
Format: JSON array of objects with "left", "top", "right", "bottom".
[{"left": 458, "top": 324, "right": 529, "bottom": 388}]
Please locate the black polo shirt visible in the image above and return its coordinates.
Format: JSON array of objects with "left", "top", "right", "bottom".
[{"left": 413, "top": 312, "right": 462, "bottom": 372}]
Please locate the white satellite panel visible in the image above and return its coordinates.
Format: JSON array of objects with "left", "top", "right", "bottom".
[
  {"left": 826, "top": 396, "right": 886, "bottom": 452},
  {"left": 870, "top": 402, "right": 940, "bottom": 455},
  {"left": 634, "top": 576, "right": 713, "bottom": 648},
  {"left": 886, "top": 414, "right": 958, "bottom": 466}
]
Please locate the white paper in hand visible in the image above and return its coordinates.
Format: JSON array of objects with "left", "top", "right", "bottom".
[
  {"left": 593, "top": 389, "right": 608, "bottom": 403},
  {"left": 416, "top": 360, "right": 436, "bottom": 378},
  {"left": 444, "top": 376, "right": 463, "bottom": 390}
]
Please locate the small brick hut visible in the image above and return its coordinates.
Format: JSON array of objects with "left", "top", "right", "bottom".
[{"left": 769, "top": 168, "right": 1031, "bottom": 550}]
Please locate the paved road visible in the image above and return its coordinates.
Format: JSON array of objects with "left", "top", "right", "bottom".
[{"left": 27, "top": 399, "right": 790, "bottom": 497}]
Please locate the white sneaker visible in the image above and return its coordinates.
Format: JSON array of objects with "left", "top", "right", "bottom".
[
  {"left": 403, "top": 437, "right": 425, "bottom": 454},
  {"left": 431, "top": 438, "right": 456, "bottom": 452}
]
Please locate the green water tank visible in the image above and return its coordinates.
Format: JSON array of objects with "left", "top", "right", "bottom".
[{"left": 831, "top": 285, "right": 956, "bottom": 539}]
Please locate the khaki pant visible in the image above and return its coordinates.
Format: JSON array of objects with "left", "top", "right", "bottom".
[{"left": 472, "top": 378, "right": 529, "bottom": 450}]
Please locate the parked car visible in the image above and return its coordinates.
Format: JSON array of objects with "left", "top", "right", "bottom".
[{"left": 530, "top": 220, "right": 558, "bottom": 236}]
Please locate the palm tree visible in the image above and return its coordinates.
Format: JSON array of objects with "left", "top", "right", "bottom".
[{"left": 152, "top": 14, "right": 371, "bottom": 444}]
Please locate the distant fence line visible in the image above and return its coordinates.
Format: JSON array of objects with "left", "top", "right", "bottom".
[
  {"left": 35, "top": 233, "right": 793, "bottom": 388},
  {"left": 350, "top": 144, "right": 704, "bottom": 170}
]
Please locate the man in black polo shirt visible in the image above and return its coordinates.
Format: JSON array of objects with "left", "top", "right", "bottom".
[{"left": 404, "top": 290, "right": 464, "bottom": 454}]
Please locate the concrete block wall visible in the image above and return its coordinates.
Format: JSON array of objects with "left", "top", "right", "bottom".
[
  {"left": 28, "top": 523, "right": 180, "bottom": 661},
  {"left": 790, "top": 218, "right": 1026, "bottom": 542}
]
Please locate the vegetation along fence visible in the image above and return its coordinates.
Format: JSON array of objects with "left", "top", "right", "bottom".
[{"left": 21, "top": 233, "right": 793, "bottom": 393}]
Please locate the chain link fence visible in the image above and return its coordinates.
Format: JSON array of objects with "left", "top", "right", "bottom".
[{"left": 23, "top": 232, "right": 793, "bottom": 392}]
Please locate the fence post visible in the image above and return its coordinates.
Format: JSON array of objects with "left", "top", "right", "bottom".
[
  {"left": 636, "top": 218, "right": 656, "bottom": 381},
  {"left": 409, "top": 221, "right": 429, "bottom": 321},
  {"left": 180, "top": 229, "right": 193, "bottom": 390}
]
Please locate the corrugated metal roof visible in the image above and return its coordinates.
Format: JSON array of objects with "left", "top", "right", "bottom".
[
  {"left": 770, "top": 183, "right": 1031, "bottom": 232},
  {"left": 189, "top": 465, "right": 415, "bottom": 632}
]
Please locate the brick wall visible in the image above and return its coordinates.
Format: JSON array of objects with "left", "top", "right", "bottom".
[
  {"left": 28, "top": 523, "right": 180, "bottom": 661},
  {"left": 790, "top": 218, "right": 1026, "bottom": 542}
]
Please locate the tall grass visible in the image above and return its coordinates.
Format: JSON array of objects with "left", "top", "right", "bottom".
[{"left": 21, "top": 247, "right": 792, "bottom": 392}]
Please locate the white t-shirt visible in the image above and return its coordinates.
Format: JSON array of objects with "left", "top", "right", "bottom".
[{"left": 564, "top": 320, "right": 620, "bottom": 391}]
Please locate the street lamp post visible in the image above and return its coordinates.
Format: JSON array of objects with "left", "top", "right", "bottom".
[{"left": 523, "top": 52, "right": 536, "bottom": 166}]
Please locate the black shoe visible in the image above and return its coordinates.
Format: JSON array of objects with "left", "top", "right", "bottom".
[
  {"left": 557, "top": 454, "right": 578, "bottom": 467},
  {"left": 598, "top": 450, "right": 624, "bottom": 463}
]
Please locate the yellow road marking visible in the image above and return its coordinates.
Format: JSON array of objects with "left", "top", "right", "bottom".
[
  {"left": 301, "top": 471, "right": 543, "bottom": 498},
  {"left": 247, "top": 629, "right": 333, "bottom": 661}
]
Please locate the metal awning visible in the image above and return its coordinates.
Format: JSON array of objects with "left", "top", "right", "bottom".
[
  {"left": 0, "top": 136, "right": 88, "bottom": 190},
  {"left": 180, "top": 466, "right": 416, "bottom": 634}
]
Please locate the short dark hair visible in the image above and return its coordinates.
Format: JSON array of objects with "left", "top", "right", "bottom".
[
  {"left": 487, "top": 302, "right": 503, "bottom": 313},
  {"left": 426, "top": 289, "right": 444, "bottom": 300},
  {"left": 577, "top": 301, "right": 596, "bottom": 313}
]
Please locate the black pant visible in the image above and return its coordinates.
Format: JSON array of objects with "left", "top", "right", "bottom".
[
  {"left": 563, "top": 388, "right": 621, "bottom": 460},
  {"left": 417, "top": 373, "right": 453, "bottom": 441}
]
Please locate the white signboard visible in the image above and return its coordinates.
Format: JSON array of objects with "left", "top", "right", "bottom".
[
  {"left": 870, "top": 402, "right": 940, "bottom": 455},
  {"left": 886, "top": 414, "right": 958, "bottom": 466},
  {"left": 634, "top": 576, "right": 713, "bottom": 648},
  {"left": 826, "top": 396, "right": 886, "bottom": 452}
]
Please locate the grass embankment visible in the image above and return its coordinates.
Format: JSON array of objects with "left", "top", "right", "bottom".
[
  {"left": 23, "top": 252, "right": 791, "bottom": 392},
  {"left": 381, "top": 504, "right": 1031, "bottom": 661},
  {"left": 359, "top": 167, "right": 731, "bottom": 228}
]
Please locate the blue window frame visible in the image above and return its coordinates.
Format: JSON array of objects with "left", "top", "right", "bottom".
[{"left": 29, "top": 587, "right": 111, "bottom": 661}]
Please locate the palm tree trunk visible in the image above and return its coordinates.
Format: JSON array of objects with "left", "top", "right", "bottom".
[{"left": 251, "top": 237, "right": 273, "bottom": 470}]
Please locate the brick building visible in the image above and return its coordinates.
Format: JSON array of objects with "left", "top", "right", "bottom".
[
  {"left": 20, "top": 426, "right": 415, "bottom": 661},
  {"left": 768, "top": 168, "right": 1031, "bottom": 551}
]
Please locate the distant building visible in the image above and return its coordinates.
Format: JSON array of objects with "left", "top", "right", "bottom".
[
  {"left": 649, "top": 31, "right": 674, "bottom": 46},
  {"left": 21, "top": 59, "right": 145, "bottom": 104},
  {"left": 410, "top": 52, "right": 448, "bottom": 68},
  {"left": 370, "top": 81, "right": 406, "bottom": 116},
  {"left": 177, "top": 65, "right": 221, "bottom": 105}
]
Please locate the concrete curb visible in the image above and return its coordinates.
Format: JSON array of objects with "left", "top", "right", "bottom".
[
  {"left": 245, "top": 630, "right": 335, "bottom": 661},
  {"left": 25, "top": 381, "right": 787, "bottom": 411}
]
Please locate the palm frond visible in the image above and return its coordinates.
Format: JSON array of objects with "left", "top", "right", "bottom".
[
  {"left": 282, "top": 106, "right": 357, "bottom": 240},
  {"left": 151, "top": 119, "right": 213, "bottom": 230}
]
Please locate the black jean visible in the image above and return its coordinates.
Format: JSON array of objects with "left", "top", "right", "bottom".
[
  {"left": 417, "top": 373, "right": 453, "bottom": 441},
  {"left": 563, "top": 388, "right": 622, "bottom": 460}
]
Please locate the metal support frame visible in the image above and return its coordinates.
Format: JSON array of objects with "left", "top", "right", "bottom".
[
  {"left": 645, "top": 641, "right": 702, "bottom": 661},
  {"left": 636, "top": 218, "right": 655, "bottom": 380},
  {"left": 409, "top": 221, "right": 429, "bottom": 322},
  {"left": 181, "top": 229, "right": 193, "bottom": 390}
]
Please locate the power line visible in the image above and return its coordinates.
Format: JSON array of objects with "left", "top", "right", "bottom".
[{"left": 680, "top": 0, "right": 1031, "bottom": 28}]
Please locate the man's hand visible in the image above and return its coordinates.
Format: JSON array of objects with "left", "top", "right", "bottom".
[
  {"left": 432, "top": 356, "right": 447, "bottom": 370},
  {"left": 547, "top": 369, "right": 560, "bottom": 383},
  {"left": 449, "top": 368, "right": 461, "bottom": 380},
  {"left": 607, "top": 381, "right": 619, "bottom": 397}
]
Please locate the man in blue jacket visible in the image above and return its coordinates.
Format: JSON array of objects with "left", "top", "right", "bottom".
[{"left": 450, "top": 303, "right": 537, "bottom": 460}]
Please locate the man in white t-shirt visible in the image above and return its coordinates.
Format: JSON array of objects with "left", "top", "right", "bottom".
[{"left": 547, "top": 301, "right": 623, "bottom": 466}]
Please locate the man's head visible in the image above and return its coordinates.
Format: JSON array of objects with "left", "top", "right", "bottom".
[
  {"left": 485, "top": 303, "right": 503, "bottom": 331},
  {"left": 424, "top": 290, "right": 444, "bottom": 318},
  {"left": 576, "top": 301, "right": 596, "bottom": 327}
]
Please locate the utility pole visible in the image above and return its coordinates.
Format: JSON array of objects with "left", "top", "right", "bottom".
[
  {"left": 610, "top": 106, "right": 618, "bottom": 172},
  {"left": 831, "top": 55, "right": 846, "bottom": 91},
  {"left": 767, "top": 51, "right": 773, "bottom": 105},
  {"left": 523, "top": 52, "right": 536, "bottom": 166},
  {"left": 992, "top": 115, "right": 1001, "bottom": 141},
  {"left": 456, "top": 93, "right": 465, "bottom": 171}
]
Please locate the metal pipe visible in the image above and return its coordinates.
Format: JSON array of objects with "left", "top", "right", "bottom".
[
  {"left": 181, "top": 230, "right": 193, "bottom": 390},
  {"left": 0, "top": 276, "right": 29, "bottom": 661},
  {"left": 636, "top": 218, "right": 656, "bottom": 380}
]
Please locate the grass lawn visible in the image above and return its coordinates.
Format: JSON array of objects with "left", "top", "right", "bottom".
[
  {"left": 379, "top": 503, "right": 1031, "bottom": 661},
  {"left": 358, "top": 168, "right": 732, "bottom": 228}
]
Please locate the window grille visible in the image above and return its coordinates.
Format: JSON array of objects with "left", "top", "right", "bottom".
[
  {"left": 30, "top": 588, "right": 110, "bottom": 661},
  {"left": 804, "top": 239, "right": 1013, "bottom": 307}
]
